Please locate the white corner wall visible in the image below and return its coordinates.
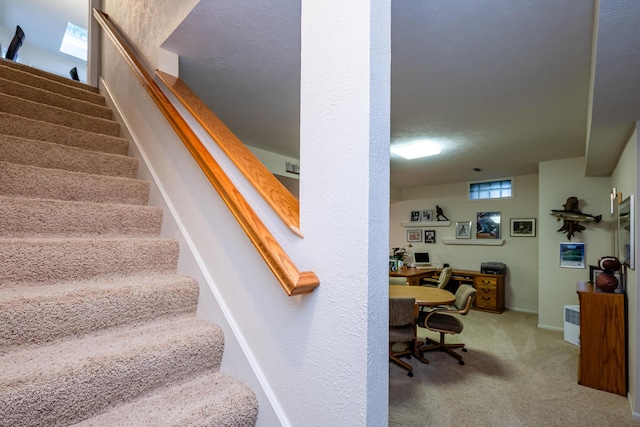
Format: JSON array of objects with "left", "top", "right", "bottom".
[
  {"left": 538, "top": 157, "right": 612, "bottom": 330},
  {"left": 611, "top": 126, "right": 638, "bottom": 416},
  {"left": 392, "top": 174, "right": 539, "bottom": 312}
]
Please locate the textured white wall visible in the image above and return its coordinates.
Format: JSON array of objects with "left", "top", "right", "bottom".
[
  {"left": 392, "top": 174, "right": 539, "bottom": 312},
  {"left": 611, "top": 127, "right": 638, "bottom": 416},
  {"left": 538, "top": 157, "right": 612, "bottom": 330}
]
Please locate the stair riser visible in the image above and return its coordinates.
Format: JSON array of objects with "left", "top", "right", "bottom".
[
  {"left": 0, "top": 112, "right": 128, "bottom": 155},
  {"left": 0, "top": 93, "right": 120, "bottom": 137},
  {"left": 0, "top": 136, "right": 138, "bottom": 179},
  {"left": 0, "top": 197, "right": 162, "bottom": 238},
  {"left": 0, "top": 63, "right": 104, "bottom": 105},
  {"left": 0, "top": 239, "right": 179, "bottom": 285},
  {"left": 0, "top": 78, "right": 112, "bottom": 120},
  {"left": 0, "top": 278, "right": 199, "bottom": 354},
  {"left": 0, "top": 162, "right": 149, "bottom": 206},
  {"left": 0, "top": 58, "right": 98, "bottom": 93},
  {"left": 0, "top": 322, "right": 224, "bottom": 427}
]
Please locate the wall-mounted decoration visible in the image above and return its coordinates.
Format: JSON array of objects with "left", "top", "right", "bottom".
[
  {"left": 618, "top": 195, "right": 634, "bottom": 270},
  {"left": 407, "top": 229, "right": 422, "bottom": 243},
  {"left": 424, "top": 230, "right": 436, "bottom": 244},
  {"left": 477, "top": 211, "right": 501, "bottom": 239},
  {"left": 455, "top": 221, "right": 472, "bottom": 239},
  {"left": 436, "top": 205, "right": 449, "bottom": 221},
  {"left": 551, "top": 196, "right": 602, "bottom": 240},
  {"left": 510, "top": 218, "right": 536, "bottom": 237},
  {"left": 560, "top": 242, "right": 585, "bottom": 268},
  {"left": 410, "top": 211, "right": 421, "bottom": 222},
  {"left": 421, "top": 210, "right": 434, "bottom": 221}
]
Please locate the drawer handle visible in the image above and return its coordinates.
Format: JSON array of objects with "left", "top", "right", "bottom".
[{"left": 482, "top": 296, "right": 491, "bottom": 301}]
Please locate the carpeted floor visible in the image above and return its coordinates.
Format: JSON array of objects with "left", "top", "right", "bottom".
[{"left": 389, "top": 309, "right": 639, "bottom": 426}]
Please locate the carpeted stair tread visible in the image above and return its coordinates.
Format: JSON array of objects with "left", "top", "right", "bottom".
[
  {"left": 0, "top": 58, "right": 98, "bottom": 93},
  {"left": 0, "top": 93, "right": 120, "bottom": 136},
  {"left": 0, "top": 112, "right": 128, "bottom": 155},
  {"left": 0, "top": 315, "right": 224, "bottom": 427},
  {"left": 0, "top": 196, "right": 162, "bottom": 238},
  {"left": 0, "top": 135, "right": 137, "bottom": 178},
  {"left": 0, "top": 63, "right": 104, "bottom": 105},
  {"left": 0, "top": 77, "right": 112, "bottom": 120},
  {"left": 0, "top": 274, "right": 199, "bottom": 354},
  {"left": 75, "top": 371, "right": 258, "bottom": 427},
  {"left": 0, "top": 237, "right": 179, "bottom": 286},
  {"left": 0, "top": 161, "right": 149, "bottom": 205}
]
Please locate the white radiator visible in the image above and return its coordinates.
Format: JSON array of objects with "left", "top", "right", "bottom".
[{"left": 564, "top": 305, "right": 580, "bottom": 346}]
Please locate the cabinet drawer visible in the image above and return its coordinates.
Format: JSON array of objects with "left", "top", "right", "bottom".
[
  {"left": 476, "top": 294, "right": 497, "bottom": 310},
  {"left": 477, "top": 285, "right": 497, "bottom": 296},
  {"left": 476, "top": 276, "right": 498, "bottom": 286}
]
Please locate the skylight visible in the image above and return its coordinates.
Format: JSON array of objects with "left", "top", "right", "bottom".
[
  {"left": 59, "top": 22, "right": 87, "bottom": 61},
  {"left": 390, "top": 140, "right": 441, "bottom": 160}
]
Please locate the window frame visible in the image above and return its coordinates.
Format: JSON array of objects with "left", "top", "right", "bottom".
[{"left": 468, "top": 177, "right": 514, "bottom": 201}]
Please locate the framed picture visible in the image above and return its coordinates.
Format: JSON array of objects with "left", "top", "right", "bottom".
[
  {"left": 421, "top": 210, "right": 434, "bottom": 222},
  {"left": 455, "top": 221, "right": 472, "bottom": 239},
  {"left": 424, "top": 230, "right": 436, "bottom": 244},
  {"left": 589, "top": 265, "right": 625, "bottom": 293},
  {"left": 407, "top": 229, "right": 422, "bottom": 243},
  {"left": 477, "top": 211, "right": 501, "bottom": 239},
  {"left": 389, "top": 259, "right": 399, "bottom": 272},
  {"left": 510, "top": 218, "right": 536, "bottom": 237},
  {"left": 618, "top": 195, "right": 634, "bottom": 270},
  {"left": 410, "top": 211, "right": 421, "bottom": 222},
  {"left": 560, "top": 242, "right": 585, "bottom": 268}
]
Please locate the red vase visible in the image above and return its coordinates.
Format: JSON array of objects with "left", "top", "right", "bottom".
[{"left": 595, "top": 271, "right": 618, "bottom": 292}]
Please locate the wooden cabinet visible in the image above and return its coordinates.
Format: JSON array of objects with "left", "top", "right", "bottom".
[
  {"left": 577, "top": 283, "right": 627, "bottom": 396},
  {"left": 473, "top": 273, "right": 505, "bottom": 313}
]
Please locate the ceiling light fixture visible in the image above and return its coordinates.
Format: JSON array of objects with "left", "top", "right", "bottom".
[{"left": 390, "top": 140, "right": 441, "bottom": 160}]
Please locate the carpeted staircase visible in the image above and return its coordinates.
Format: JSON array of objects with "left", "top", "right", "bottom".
[{"left": 0, "top": 58, "right": 258, "bottom": 426}]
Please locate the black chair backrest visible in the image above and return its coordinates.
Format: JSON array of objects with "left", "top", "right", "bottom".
[{"left": 6, "top": 25, "right": 25, "bottom": 61}]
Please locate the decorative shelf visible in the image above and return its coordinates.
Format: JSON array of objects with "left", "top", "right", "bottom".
[
  {"left": 442, "top": 239, "right": 505, "bottom": 246},
  {"left": 401, "top": 221, "right": 451, "bottom": 228}
]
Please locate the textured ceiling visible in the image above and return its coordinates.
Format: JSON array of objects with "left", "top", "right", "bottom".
[{"left": 6, "top": 0, "right": 640, "bottom": 191}]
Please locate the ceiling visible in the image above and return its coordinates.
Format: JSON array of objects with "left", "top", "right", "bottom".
[{"left": 5, "top": 1, "right": 640, "bottom": 190}]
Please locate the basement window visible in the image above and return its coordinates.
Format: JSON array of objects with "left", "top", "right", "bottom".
[
  {"left": 59, "top": 22, "right": 87, "bottom": 61},
  {"left": 469, "top": 178, "right": 513, "bottom": 200}
]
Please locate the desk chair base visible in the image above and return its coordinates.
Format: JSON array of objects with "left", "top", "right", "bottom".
[
  {"left": 390, "top": 345, "right": 429, "bottom": 377},
  {"left": 419, "top": 335, "right": 467, "bottom": 365}
]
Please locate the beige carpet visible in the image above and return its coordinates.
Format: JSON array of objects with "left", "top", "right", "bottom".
[
  {"left": 390, "top": 309, "right": 638, "bottom": 426},
  {"left": 0, "top": 58, "right": 257, "bottom": 426}
]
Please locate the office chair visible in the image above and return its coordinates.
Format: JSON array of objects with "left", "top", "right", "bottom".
[
  {"left": 5, "top": 25, "right": 25, "bottom": 61},
  {"left": 421, "top": 266, "right": 452, "bottom": 289},
  {"left": 69, "top": 67, "right": 80, "bottom": 81},
  {"left": 389, "top": 276, "right": 409, "bottom": 286},
  {"left": 389, "top": 297, "right": 424, "bottom": 376},
  {"left": 417, "top": 284, "right": 476, "bottom": 365}
]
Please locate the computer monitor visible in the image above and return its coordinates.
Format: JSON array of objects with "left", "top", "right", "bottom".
[{"left": 413, "top": 252, "right": 430, "bottom": 266}]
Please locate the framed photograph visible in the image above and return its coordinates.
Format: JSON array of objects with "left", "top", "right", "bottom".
[
  {"left": 410, "top": 211, "right": 421, "bottom": 222},
  {"left": 477, "top": 211, "right": 501, "bottom": 239},
  {"left": 618, "top": 195, "right": 634, "bottom": 270},
  {"left": 424, "top": 230, "right": 436, "bottom": 244},
  {"left": 560, "top": 242, "right": 585, "bottom": 269},
  {"left": 510, "top": 218, "right": 536, "bottom": 237},
  {"left": 589, "top": 265, "right": 625, "bottom": 293},
  {"left": 407, "top": 229, "right": 422, "bottom": 243},
  {"left": 389, "top": 259, "right": 399, "bottom": 272},
  {"left": 455, "top": 221, "right": 472, "bottom": 239},
  {"left": 421, "top": 210, "right": 434, "bottom": 222}
]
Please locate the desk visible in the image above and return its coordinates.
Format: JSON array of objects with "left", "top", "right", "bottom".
[
  {"left": 389, "top": 285, "right": 455, "bottom": 307},
  {"left": 389, "top": 267, "right": 436, "bottom": 287}
]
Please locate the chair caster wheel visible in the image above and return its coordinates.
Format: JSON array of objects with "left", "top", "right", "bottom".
[
  {"left": 461, "top": 348, "right": 467, "bottom": 352},
  {"left": 408, "top": 371, "right": 413, "bottom": 377},
  {"left": 458, "top": 360, "right": 465, "bottom": 365}
]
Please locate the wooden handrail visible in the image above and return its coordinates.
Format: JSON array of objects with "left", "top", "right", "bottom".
[
  {"left": 93, "top": 9, "right": 319, "bottom": 295},
  {"left": 156, "top": 70, "right": 302, "bottom": 237}
]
